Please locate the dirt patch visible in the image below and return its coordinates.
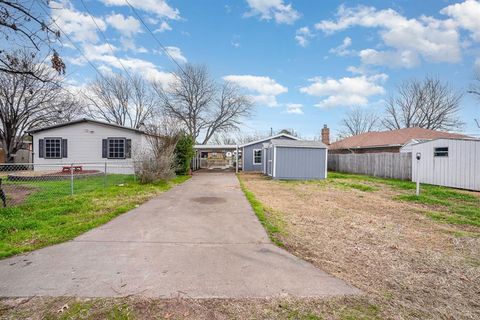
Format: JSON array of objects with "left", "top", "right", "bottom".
[
  {"left": 239, "top": 173, "right": 480, "bottom": 320},
  {"left": 2, "top": 185, "right": 38, "bottom": 206},
  {"left": 191, "top": 196, "right": 227, "bottom": 204}
]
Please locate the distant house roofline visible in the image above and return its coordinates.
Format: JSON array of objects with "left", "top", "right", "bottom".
[
  {"left": 27, "top": 118, "right": 145, "bottom": 134},
  {"left": 240, "top": 133, "right": 299, "bottom": 148},
  {"left": 330, "top": 127, "right": 470, "bottom": 150}
]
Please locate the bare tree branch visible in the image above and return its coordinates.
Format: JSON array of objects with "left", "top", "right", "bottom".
[
  {"left": 383, "top": 76, "right": 464, "bottom": 131},
  {"left": 0, "top": 50, "right": 69, "bottom": 162},
  {"left": 340, "top": 108, "right": 379, "bottom": 137},
  {"left": 0, "top": 0, "right": 65, "bottom": 77},
  {"left": 84, "top": 74, "right": 157, "bottom": 129},
  {"left": 153, "top": 64, "right": 253, "bottom": 143}
]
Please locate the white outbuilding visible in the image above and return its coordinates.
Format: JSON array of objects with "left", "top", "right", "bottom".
[
  {"left": 28, "top": 119, "right": 151, "bottom": 174},
  {"left": 411, "top": 138, "right": 480, "bottom": 191}
]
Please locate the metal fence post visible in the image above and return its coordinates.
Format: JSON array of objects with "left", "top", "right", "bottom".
[
  {"left": 70, "top": 163, "right": 74, "bottom": 195},
  {"left": 104, "top": 162, "right": 107, "bottom": 189}
]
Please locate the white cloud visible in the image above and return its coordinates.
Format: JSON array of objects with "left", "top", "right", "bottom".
[
  {"left": 71, "top": 43, "right": 174, "bottom": 87},
  {"left": 316, "top": 4, "right": 461, "bottom": 67},
  {"left": 300, "top": 74, "right": 387, "bottom": 108},
  {"left": 295, "top": 27, "right": 313, "bottom": 47},
  {"left": 286, "top": 103, "right": 303, "bottom": 114},
  {"left": 50, "top": 1, "right": 106, "bottom": 43},
  {"left": 106, "top": 13, "right": 142, "bottom": 37},
  {"left": 223, "top": 75, "right": 288, "bottom": 107},
  {"left": 164, "top": 46, "right": 187, "bottom": 63},
  {"left": 120, "top": 37, "right": 148, "bottom": 53},
  {"left": 154, "top": 21, "right": 172, "bottom": 33},
  {"left": 329, "top": 37, "right": 353, "bottom": 56},
  {"left": 441, "top": 0, "right": 480, "bottom": 41},
  {"left": 100, "top": 0, "right": 180, "bottom": 19},
  {"left": 245, "top": 0, "right": 300, "bottom": 25},
  {"left": 359, "top": 49, "right": 420, "bottom": 68}
]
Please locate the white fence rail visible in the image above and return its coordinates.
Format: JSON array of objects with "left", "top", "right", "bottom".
[
  {"left": 328, "top": 153, "right": 412, "bottom": 180},
  {"left": 0, "top": 162, "right": 135, "bottom": 208}
]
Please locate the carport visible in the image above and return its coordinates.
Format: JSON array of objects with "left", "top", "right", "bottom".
[{"left": 193, "top": 145, "right": 240, "bottom": 171}]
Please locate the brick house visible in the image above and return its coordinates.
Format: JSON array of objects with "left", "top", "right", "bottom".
[{"left": 329, "top": 127, "right": 469, "bottom": 154}]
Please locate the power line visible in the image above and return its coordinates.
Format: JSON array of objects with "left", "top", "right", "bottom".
[
  {"left": 38, "top": 2, "right": 106, "bottom": 81},
  {"left": 123, "top": 0, "right": 188, "bottom": 77},
  {"left": 79, "top": 0, "right": 137, "bottom": 83}
]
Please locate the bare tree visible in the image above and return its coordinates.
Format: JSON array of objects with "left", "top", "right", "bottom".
[
  {"left": 468, "top": 72, "right": 480, "bottom": 128},
  {"left": 84, "top": 74, "right": 157, "bottom": 129},
  {"left": 154, "top": 64, "right": 253, "bottom": 144},
  {"left": 50, "top": 93, "right": 85, "bottom": 124},
  {"left": 0, "top": 0, "right": 65, "bottom": 77},
  {"left": 340, "top": 108, "right": 379, "bottom": 137},
  {"left": 211, "top": 133, "right": 237, "bottom": 145},
  {"left": 0, "top": 50, "right": 63, "bottom": 162},
  {"left": 383, "top": 76, "right": 464, "bottom": 131}
]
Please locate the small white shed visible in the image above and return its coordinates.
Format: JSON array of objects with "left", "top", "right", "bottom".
[
  {"left": 411, "top": 138, "right": 480, "bottom": 191},
  {"left": 262, "top": 139, "right": 328, "bottom": 180}
]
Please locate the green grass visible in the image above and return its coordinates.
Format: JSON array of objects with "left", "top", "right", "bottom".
[
  {"left": 0, "top": 174, "right": 189, "bottom": 259},
  {"left": 336, "top": 182, "right": 378, "bottom": 192},
  {"left": 329, "top": 172, "right": 480, "bottom": 227},
  {"left": 237, "top": 175, "right": 286, "bottom": 247}
]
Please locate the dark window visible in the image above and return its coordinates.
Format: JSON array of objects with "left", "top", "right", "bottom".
[
  {"left": 45, "top": 138, "right": 62, "bottom": 159},
  {"left": 253, "top": 149, "right": 262, "bottom": 164},
  {"left": 108, "top": 138, "right": 126, "bottom": 159},
  {"left": 434, "top": 147, "right": 448, "bottom": 157}
]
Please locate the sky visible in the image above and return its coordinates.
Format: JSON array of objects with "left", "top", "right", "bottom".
[{"left": 46, "top": 0, "right": 480, "bottom": 139}]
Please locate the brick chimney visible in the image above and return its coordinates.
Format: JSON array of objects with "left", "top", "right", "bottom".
[{"left": 321, "top": 124, "right": 330, "bottom": 145}]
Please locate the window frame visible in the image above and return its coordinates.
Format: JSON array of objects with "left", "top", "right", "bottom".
[
  {"left": 434, "top": 147, "right": 449, "bottom": 157},
  {"left": 107, "top": 137, "right": 126, "bottom": 159},
  {"left": 44, "top": 137, "right": 62, "bottom": 159},
  {"left": 253, "top": 149, "right": 262, "bottom": 165}
]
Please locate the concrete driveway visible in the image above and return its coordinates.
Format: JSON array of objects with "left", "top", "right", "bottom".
[{"left": 0, "top": 172, "right": 359, "bottom": 298}]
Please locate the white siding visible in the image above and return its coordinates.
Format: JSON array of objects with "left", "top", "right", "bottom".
[
  {"left": 32, "top": 122, "right": 147, "bottom": 174},
  {"left": 412, "top": 139, "right": 480, "bottom": 191}
]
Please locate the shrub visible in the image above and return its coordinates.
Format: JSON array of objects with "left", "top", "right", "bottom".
[
  {"left": 175, "top": 134, "right": 194, "bottom": 175},
  {"left": 134, "top": 133, "right": 179, "bottom": 184}
]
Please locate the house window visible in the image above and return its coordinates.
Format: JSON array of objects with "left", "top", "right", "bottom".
[
  {"left": 44, "top": 138, "right": 62, "bottom": 159},
  {"left": 434, "top": 147, "right": 448, "bottom": 157},
  {"left": 253, "top": 149, "right": 262, "bottom": 165},
  {"left": 108, "top": 138, "right": 126, "bottom": 159}
]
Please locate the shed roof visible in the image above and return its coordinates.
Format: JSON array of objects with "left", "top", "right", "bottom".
[
  {"left": 270, "top": 139, "right": 327, "bottom": 149},
  {"left": 27, "top": 118, "right": 145, "bottom": 134},
  {"left": 194, "top": 144, "right": 237, "bottom": 150},
  {"left": 409, "top": 137, "right": 480, "bottom": 146},
  {"left": 330, "top": 127, "right": 468, "bottom": 150},
  {"left": 240, "top": 133, "right": 299, "bottom": 147}
]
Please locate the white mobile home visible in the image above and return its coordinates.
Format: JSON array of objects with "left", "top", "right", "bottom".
[
  {"left": 411, "top": 138, "right": 480, "bottom": 191},
  {"left": 28, "top": 119, "right": 151, "bottom": 174}
]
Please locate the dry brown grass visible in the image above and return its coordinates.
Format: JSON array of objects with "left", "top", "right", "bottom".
[
  {"left": 0, "top": 296, "right": 381, "bottom": 320},
  {"left": 239, "top": 173, "right": 480, "bottom": 320}
]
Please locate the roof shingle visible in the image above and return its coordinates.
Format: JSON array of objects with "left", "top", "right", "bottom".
[{"left": 330, "top": 127, "right": 469, "bottom": 150}]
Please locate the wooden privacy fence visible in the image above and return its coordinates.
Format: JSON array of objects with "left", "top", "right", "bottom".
[{"left": 328, "top": 153, "right": 412, "bottom": 180}]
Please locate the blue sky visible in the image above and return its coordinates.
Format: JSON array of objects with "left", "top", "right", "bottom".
[{"left": 49, "top": 0, "right": 480, "bottom": 139}]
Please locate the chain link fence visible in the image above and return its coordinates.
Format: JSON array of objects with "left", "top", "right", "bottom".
[{"left": 0, "top": 162, "right": 136, "bottom": 208}]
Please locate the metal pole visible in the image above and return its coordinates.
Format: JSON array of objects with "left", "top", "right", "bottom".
[
  {"left": 235, "top": 145, "right": 239, "bottom": 173},
  {"left": 415, "top": 154, "right": 420, "bottom": 196},
  {"left": 70, "top": 163, "right": 74, "bottom": 195}
]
